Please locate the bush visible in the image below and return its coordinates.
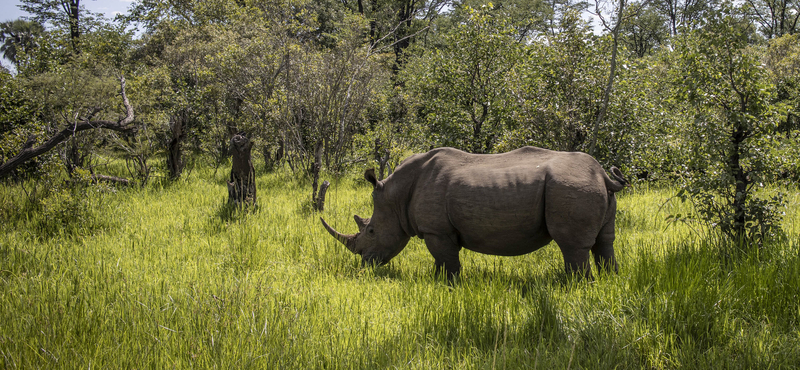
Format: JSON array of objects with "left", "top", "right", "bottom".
[{"left": 36, "top": 169, "right": 114, "bottom": 235}]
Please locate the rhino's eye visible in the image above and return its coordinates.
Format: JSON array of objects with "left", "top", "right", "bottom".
[{"left": 368, "top": 227, "right": 374, "bottom": 234}]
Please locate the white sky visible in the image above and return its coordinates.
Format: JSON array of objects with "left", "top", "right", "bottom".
[{"left": 1, "top": 0, "right": 134, "bottom": 23}]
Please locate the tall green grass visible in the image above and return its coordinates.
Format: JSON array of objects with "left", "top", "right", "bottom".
[{"left": 1, "top": 169, "right": 798, "bottom": 368}]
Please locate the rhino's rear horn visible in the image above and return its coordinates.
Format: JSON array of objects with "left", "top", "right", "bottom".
[{"left": 320, "top": 217, "right": 358, "bottom": 253}]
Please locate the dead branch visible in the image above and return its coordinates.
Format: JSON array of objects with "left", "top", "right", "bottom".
[
  {"left": 0, "top": 76, "right": 136, "bottom": 179},
  {"left": 91, "top": 174, "right": 131, "bottom": 186}
]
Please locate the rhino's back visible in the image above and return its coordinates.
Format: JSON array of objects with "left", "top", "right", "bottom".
[{"left": 403, "top": 147, "right": 610, "bottom": 256}]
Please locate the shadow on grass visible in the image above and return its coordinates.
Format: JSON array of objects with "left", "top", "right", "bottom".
[
  {"left": 463, "top": 262, "right": 595, "bottom": 295},
  {"left": 332, "top": 283, "right": 575, "bottom": 369},
  {"left": 625, "top": 234, "right": 800, "bottom": 359},
  {"left": 206, "top": 201, "right": 259, "bottom": 233}
]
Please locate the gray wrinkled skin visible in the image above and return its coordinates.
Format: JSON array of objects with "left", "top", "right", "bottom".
[{"left": 321, "top": 146, "right": 628, "bottom": 280}]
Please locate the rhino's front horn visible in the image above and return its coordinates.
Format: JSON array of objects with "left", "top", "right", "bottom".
[{"left": 320, "top": 217, "right": 357, "bottom": 253}]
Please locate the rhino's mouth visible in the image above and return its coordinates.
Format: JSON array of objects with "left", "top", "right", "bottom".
[
  {"left": 362, "top": 239, "right": 408, "bottom": 267},
  {"left": 362, "top": 254, "right": 387, "bottom": 267},
  {"left": 361, "top": 257, "right": 389, "bottom": 267}
]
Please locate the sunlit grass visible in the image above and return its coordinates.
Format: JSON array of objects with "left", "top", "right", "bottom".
[{"left": 1, "top": 168, "right": 798, "bottom": 368}]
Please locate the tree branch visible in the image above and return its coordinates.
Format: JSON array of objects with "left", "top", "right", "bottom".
[{"left": 0, "top": 76, "right": 135, "bottom": 179}]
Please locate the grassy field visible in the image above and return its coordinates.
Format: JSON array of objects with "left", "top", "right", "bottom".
[{"left": 1, "top": 167, "right": 799, "bottom": 369}]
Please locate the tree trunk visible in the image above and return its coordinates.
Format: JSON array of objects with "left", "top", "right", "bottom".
[
  {"left": 314, "top": 180, "right": 330, "bottom": 211},
  {"left": 227, "top": 133, "right": 256, "bottom": 206},
  {"left": 588, "top": 0, "right": 626, "bottom": 157},
  {"left": 276, "top": 138, "right": 284, "bottom": 162},
  {"left": 391, "top": 0, "right": 417, "bottom": 76},
  {"left": 311, "top": 140, "right": 329, "bottom": 211},
  {"left": 471, "top": 103, "right": 489, "bottom": 153},
  {"left": 262, "top": 145, "right": 272, "bottom": 172},
  {"left": 374, "top": 138, "right": 390, "bottom": 180},
  {"left": 167, "top": 113, "right": 185, "bottom": 179},
  {"left": 729, "top": 122, "right": 750, "bottom": 240},
  {"left": 62, "top": 0, "right": 81, "bottom": 53},
  {"left": 65, "top": 138, "right": 82, "bottom": 174}
]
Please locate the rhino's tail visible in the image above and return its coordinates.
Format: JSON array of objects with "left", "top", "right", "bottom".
[{"left": 604, "top": 166, "right": 629, "bottom": 193}]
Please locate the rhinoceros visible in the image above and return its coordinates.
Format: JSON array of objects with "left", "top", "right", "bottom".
[{"left": 320, "top": 146, "right": 628, "bottom": 279}]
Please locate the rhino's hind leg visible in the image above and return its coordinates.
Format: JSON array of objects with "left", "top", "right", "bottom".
[
  {"left": 591, "top": 221, "right": 618, "bottom": 274},
  {"left": 557, "top": 243, "right": 594, "bottom": 280},
  {"left": 423, "top": 234, "right": 462, "bottom": 280},
  {"left": 547, "top": 214, "right": 601, "bottom": 280}
]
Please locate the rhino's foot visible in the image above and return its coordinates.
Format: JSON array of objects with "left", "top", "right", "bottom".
[
  {"left": 592, "top": 254, "right": 618, "bottom": 274},
  {"left": 433, "top": 264, "right": 460, "bottom": 284},
  {"left": 564, "top": 260, "right": 594, "bottom": 281}
]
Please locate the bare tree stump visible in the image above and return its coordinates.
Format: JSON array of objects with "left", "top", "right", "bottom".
[
  {"left": 262, "top": 145, "right": 272, "bottom": 172},
  {"left": 314, "top": 180, "right": 330, "bottom": 211},
  {"left": 227, "top": 133, "right": 256, "bottom": 206},
  {"left": 373, "top": 138, "right": 391, "bottom": 180},
  {"left": 167, "top": 112, "right": 186, "bottom": 179},
  {"left": 311, "top": 141, "right": 330, "bottom": 211}
]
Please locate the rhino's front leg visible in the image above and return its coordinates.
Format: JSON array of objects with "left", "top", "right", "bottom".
[{"left": 423, "top": 234, "right": 462, "bottom": 279}]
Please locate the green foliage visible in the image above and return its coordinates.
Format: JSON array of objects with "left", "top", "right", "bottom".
[
  {"left": 621, "top": 49, "right": 694, "bottom": 181},
  {"left": 618, "top": 2, "right": 670, "bottom": 58},
  {"left": 0, "top": 71, "right": 55, "bottom": 179},
  {"left": 502, "top": 9, "right": 603, "bottom": 153},
  {"left": 671, "top": 186, "right": 786, "bottom": 245},
  {"left": 496, "top": 7, "right": 650, "bottom": 171},
  {"left": 403, "top": 5, "right": 526, "bottom": 153},
  {"left": 36, "top": 169, "right": 114, "bottom": 235},
  {"left": 763, "top": 33, "right": 800, "bottom": 181},
  {"left": 672, "top": 6, "right": 785, "bottom": 244},
  {"left": 450, "top": 0, "right": 555, "bottom": 41},
  {"left": 0, "top": 19, "right": 44, "bottom": 68}
]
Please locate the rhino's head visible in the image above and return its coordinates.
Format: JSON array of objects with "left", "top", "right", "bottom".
[{"left": 320, "top": 169, "right": 411, "bottom": 266}]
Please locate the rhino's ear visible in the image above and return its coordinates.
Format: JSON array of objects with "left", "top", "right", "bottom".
[
  {"left": 354, "top": 215, "right": 369, "bottom": 232},
  {"left": 364, "top": 168, "right": 378, "bottom": 188}
]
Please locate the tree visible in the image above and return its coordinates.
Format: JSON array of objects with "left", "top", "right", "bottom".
[
  {"left": 0, "top": 19, "right": 44, "bottom": 69},
  {"left": 652, "top": 0, "right": 718, "bottom": 36},
  {"left": 674, "top": 7, "right": 784, "bottom": 244},
  {"left": 277, "top": 13, "right": 386, "bottom": 167},
  {"left": 743, "top": 0, "right": 800, "bottom": 39},
  {"left": 0, "top": 77, "right": 136, "bottom": 179},
  {"left": 619, "top": 2, "right": 670, "bottom": 58},
  {"left": 450, "top": 0, "right": 554, "bottom": 41},
  {"left": 762, "top": 33, "right": 800, "bottom": 181},
  {"left": 404, "top": 5, "right": 525, "bottom": 153},
  {"left": 587, "top": 0, "right": 629, "bottom": 157},
  {"left": 123, "top": 0, "right": 257, "bottom": 178},
  {"left": 19, "top": 0, "right": 96, "bottom": 54},
  {"left": 503, "top": 9, "right": 604, "bottom": 153},
  {"left": 0, "top": 70, "right": 48, "bottom": 179},
  {"left": 538, "top": 0, "right": 592, "bottom": 37},
  {"left": 764, "top": 33, "right": 800, "bottom": 130},
  {"left": 340, "top": 0, "right": 450, "bottom": 75}
]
